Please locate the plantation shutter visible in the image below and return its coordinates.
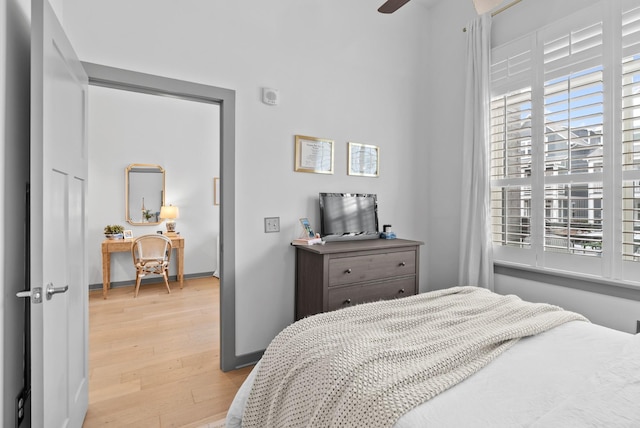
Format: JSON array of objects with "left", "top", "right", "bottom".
[
  {"left": 540, "top": 10, "right": 604, "bottom": 256},
  {"left": 622, "top": 1, "right": 640, "bottom": 262},
  {"left": 490, "top": 37, "right": 533, "bottom": 250}
]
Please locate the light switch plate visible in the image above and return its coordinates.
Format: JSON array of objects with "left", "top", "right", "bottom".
[{"left": 264, "top": 217, "right": 280, "bottom": 233}]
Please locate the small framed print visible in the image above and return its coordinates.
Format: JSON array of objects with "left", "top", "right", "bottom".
[
  {"left": 294, "top": 135, "right": 334, "bottom": 174},
  {"left": 123, "top": 230, "right": 134, "bottom": 239},
  {"left": 214, "top": 177, "right": 220, "bottom": 206},
  {"left": 299, "top": 217, "right": 315, "bottom": 238},
  {"left": 348, "top": 142, "right": 379, "bottom": 177}
]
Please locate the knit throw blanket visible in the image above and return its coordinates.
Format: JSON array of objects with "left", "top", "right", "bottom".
[{"left": 242, "top": 286, "right": 588, "bottom": 428}]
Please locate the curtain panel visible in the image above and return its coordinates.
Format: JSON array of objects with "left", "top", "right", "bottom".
[{"left": 459, "top": 14, "right": 494, "bottom": 290}]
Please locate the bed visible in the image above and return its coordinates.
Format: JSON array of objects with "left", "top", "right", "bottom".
[{"left": 227, "top": 286, "right": 640, "bottom": 427}]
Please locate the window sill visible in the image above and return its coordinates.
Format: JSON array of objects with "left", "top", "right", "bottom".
[{"left": 494, "top": 261, "right": 640, "bottom": 302}]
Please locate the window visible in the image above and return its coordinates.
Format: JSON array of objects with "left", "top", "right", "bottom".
[{"left": 490, "top": 0, "right": 640, "bottom": 282}]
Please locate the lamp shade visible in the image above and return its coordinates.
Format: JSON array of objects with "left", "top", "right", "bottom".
[{"left": 160, "top": 205, "right": 179, "bottom": 220}]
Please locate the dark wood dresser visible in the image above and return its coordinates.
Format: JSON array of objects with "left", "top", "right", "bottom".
[{"left": 294, "top": 238, "right": 423, "bottom": 320}]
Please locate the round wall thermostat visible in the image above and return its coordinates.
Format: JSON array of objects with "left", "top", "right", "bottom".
[{"left": 262, "top": 88, "right": 279, "bottom": 106}]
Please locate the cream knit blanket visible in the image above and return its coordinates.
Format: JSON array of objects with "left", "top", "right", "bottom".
[{"left": 242, "top": 286, "right": 587, "bottom": 428}]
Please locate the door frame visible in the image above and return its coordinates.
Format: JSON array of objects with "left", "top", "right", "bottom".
[{"left": 81, "top": 62, "right": 242, "bottom": 371}]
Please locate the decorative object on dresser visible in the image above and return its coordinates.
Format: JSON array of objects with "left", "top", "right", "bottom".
[
  {"left": 292, "top": 217, "right": 324, "bottom": 246},
  {"left": 380, "top": 224, "right": 396, "bottom": 239},
  {"left": 291, "top": 236, "right": 323, "bottom": 246},
  {"left": 294, "top": 238, "right": 423, "bottom": 320}
]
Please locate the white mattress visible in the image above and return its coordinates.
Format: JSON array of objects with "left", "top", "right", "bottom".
[{"left": 227, "top": 321, "right": 636, "bottom": 427}]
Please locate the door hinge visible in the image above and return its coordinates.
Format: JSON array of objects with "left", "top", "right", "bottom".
[{"left": 16, "top": 388, "right": 27, "bottom": 426}]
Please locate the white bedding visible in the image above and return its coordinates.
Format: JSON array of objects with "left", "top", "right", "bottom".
[{"left": 227, "top": 320, "right": 636, "bottom": 427}]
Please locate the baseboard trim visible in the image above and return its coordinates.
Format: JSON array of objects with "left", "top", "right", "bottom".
[
  {"left": 88, "top": 271, "right": 216, "bottom": 290},
  {"left": 232, "top": 350, "right": 264, "bottom": 370}
]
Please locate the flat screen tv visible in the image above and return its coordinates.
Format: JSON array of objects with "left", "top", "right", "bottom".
[{"left": 319, "top": 193, "right": 379, "bottom": 242}]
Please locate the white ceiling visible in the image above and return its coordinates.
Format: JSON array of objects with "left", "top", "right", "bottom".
[
  {"left": 412, "top": 0, "right": 444, "bottom": 8},
  {"left": 412, "top": 0, "right": 513, "bottom": 12},
  {"left": 410, "top": 0, "right": 511, "bottom": 14}
]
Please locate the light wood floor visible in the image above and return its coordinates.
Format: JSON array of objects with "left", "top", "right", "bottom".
[{"left": 83, "top": 276, "right": 253, "bottom": 427}]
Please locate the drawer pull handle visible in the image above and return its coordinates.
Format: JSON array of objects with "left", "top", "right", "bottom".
[
  {"left": 399, "top": 262, "right": 406, "bottom": 267},
  {"left": 344, "top": 299, "right": 352, "bottom": 305},
  {"left": 345, "top": 269, "right": 352, "bottom": 274},
  {"left": 399, "top": 288, "right": 405, "bottom": 294}
]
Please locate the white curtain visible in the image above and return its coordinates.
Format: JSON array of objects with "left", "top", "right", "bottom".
[{"left": 459, "top": 14, "right": 494, "bottom": 290}]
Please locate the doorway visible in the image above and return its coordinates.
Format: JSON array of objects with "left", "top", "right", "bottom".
[
  {"left": 82, "top": 62, "right": 238, "bottom": 371},
  {"left": 87, "top": 85, "right": 219, "bottom": 284}
]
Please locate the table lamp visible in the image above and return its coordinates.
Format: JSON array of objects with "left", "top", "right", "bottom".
[{"left": 159, "top": 205, "right": 179, "bottom": 235}]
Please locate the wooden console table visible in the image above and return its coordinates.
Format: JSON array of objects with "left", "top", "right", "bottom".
[{"left": 101, "top": 235, "right": 184, "bottom": 299}]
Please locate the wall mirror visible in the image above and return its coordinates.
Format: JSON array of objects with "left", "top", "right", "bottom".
[{"left": 126, "top": 163, "right": 165, "bottom": 225}]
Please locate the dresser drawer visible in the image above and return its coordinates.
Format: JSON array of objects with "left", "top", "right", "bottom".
[
  {"left": 327, "top": 277, "right": 416, "bottom": 311},
  {"left": 328, "top": 250, "right": 416, "bottom": 287}
]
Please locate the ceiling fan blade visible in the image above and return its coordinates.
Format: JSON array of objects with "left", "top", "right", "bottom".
[{"left": 378, "top": 0, "right": 411, "bottom": 14}]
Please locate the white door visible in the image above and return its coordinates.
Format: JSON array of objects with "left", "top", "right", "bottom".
[{"left": 30, "top": 0, "right": 89, "bottom": 426}]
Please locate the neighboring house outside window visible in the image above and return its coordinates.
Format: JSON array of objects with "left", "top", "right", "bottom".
[{"left": 489, "top": 0, "right": 640, "bottom": 283}]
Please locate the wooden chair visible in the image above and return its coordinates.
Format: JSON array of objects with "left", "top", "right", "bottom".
[{"left": 131, "top": 234, "right": 172, "bottom": 297}]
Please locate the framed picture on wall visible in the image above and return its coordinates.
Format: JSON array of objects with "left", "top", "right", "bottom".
[
  {"left": 294, "top": 135, "right": 334, "bottom": 174},
  {"left": 348, "top": 142, "right": 379, "bottom": 177}
]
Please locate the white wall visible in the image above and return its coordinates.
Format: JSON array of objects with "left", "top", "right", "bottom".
[
  {"left": 424, "top": 0, "right": 477, "bottom": 291},
  {"left": 424, "top": 0, "right": 640, "bottom": 333},
  {"left": 62, "top": 0, "right": 431, "bottom": 354},
  {"left": 491, "top": 0, "right": 600, "bottom": 47},
  {"left": 494, "top": 274, "right": 640, "bottom": 334},
  {"left": 87, "top": 85, "right": 220, "bottom": 286},
  {"left": 1, "top": 0, "right": 31, "bottom": 425}
]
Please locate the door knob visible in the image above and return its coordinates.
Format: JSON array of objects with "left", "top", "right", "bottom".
[{"left": 46, "top": 283, "right": 69, "bottom": 300}]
